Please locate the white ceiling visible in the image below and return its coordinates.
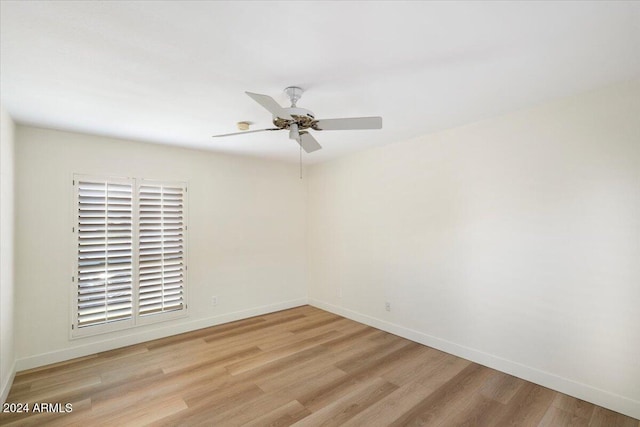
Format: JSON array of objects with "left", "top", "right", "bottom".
[{"left": 1, "top": 1, "right": 639, "bottom": 164}]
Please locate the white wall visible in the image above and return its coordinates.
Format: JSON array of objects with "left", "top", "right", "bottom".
[
  {"left": 307, "top": 79, "right": 640, "bottom": 418},
  {"left": 14, "top": 126, "right": 307, "bottom": 368},
  {"left": 0, "top": 105, "right": 16, "bottom": 404}
]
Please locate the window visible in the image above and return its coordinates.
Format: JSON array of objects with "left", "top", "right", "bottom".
[
  {"left": 138, "top": 183, "right": 187, "bottom": 318},
  {"left": 73, "top": 175, "right": 187, "bottom": 337},
  {"left": 75, "top": 177, "right": 134, "bottom": 331}
]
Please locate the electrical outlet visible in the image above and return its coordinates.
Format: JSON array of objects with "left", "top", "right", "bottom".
[
  {"left": 385, "top": 302, "right": 391, "bottom": 312},
  {"left": 212, "top": 296, "right": 218, "bottom": 306}
]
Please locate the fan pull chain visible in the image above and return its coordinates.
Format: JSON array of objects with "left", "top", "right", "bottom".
[{"left": 299, "top": 144, "right": 302, "bottom": 179}]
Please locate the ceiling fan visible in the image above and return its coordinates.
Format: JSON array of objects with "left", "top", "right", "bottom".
[{"left": 212, "top": 86, "right": 382, "bottom": 153}]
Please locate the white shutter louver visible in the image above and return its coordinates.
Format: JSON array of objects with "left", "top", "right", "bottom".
[
  {"left": 76, "top": 180, "right": 133, "bottom": 328},
  {"left": 138, "top": 183, "right": 186, "bottom": 316}
]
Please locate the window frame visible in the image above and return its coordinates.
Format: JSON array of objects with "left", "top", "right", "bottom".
[{"left": 71, "top": 174, "right": 188, "bottom": 339}]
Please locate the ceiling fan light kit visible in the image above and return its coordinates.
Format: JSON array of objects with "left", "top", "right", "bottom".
[
  {"left": 213, "top": 86, "right": 383, "bottom": 153},
  {"left": 289, "top": 123, "right": 300, "bottom": 141}
]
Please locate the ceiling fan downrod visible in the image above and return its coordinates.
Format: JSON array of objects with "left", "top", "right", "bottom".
[{"left": 284, "top": 86, "right": 303, "bottom": 107}]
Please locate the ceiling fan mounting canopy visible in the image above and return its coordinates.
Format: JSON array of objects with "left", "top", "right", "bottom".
[{"left": 212, "top": 86, "right": 383, "bottom": 153}]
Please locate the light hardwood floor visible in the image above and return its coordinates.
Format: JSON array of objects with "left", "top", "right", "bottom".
[{"left": 1, "top": 306, "right": 638, "bottom": 426}]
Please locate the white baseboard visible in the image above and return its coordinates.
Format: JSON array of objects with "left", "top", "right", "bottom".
[
  {"left": 308, "top": 298, "right": 640, "bottom": 420},
  {"left": 1, "top": 361, "right": 16, "bottom": 405},
  {"left": 15, "top": 298, "right": 307, "bottom": 372}
]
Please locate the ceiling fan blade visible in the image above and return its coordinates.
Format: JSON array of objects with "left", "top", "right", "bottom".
[
  {"left": 298, "top": 131, "right": 322, "bottom": 153},
  {"left": 314, "top": 116, "right": 382, "bottom": 131},
  {"left": 212, "top": 128, "right": 280, "bottom": 138},
  {"left": 245, "top": 92, "right": 293, "bottom": 120}
]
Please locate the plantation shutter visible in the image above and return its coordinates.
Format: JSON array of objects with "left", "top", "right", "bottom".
[
  {"left": 138, "top": 182, "right": 186, "bottom": 317},
  {"left": 76, "top": 179, "right": 134, "bottom": 328}
]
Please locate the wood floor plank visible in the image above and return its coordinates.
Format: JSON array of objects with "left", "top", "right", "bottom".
[
  {"left": 235, "top": 345, "right": 335, "bottom": 392},
  {"left": 100, "top": 395, "right": 188, "bottom": 427},
  {"left": 295, "top": 341, "right": 418, "bottom": 412},
  {"left": 256, "top": 320, "right": 354, "bottom": 352},
  {"left": 552, "top": 394, "right": 596, "bottom": 420},
  {"left": 489, "top": 381, "right": 556, "bottom": 426},
  {"left": 333, "top": 336, "right": 412, "bottom": 373},
  {"left": 0, "top": 398, "right": 91, "bottom": 426},
  {"left": 292, "top": 377, "right": 398, "bottom": 427},
  {"left": 341, "top": 382, "right": 435, "bottom": 427},
  {"left": 1, "top": 306, "right": 637, "bottom": 426},
  {"left": 201, "top": 313, "right": 307, "bottom": 343},
  {"left": 242, "top": 400, "right": 310, "bottom": 427},
  {"left": 589, "top": 406, "right": 640, "bottom": 427},
  {"left": 323, "top": 329, "right": 392, "bottom": 363},
  {"left": 225, "top": 330, "right": 340, "bottom": 375},
  {"left": 160, "top": 344, "right": 263, "bottom": 374},
  {"left": 387, "top": 363, "right": 494, "bottom": 426},
  {"left": 8, "top": 374, "right": 102, "bottom": 404},
  {"left": 10, "top": 353, "right": 100, "bottom": 385},
  {"left": 321, "top": 323, "right": 379, "bottom": 350},
  {"left": 153, "top": 383, "right": 265, "bottom": 426},
  {"left": 288, "top": 315, "right": 345, "bottom": 333},
  {"left": 539, "top": 405, "right": 591, "bottom": 427},
  {"left": 479, "top": 370, "right": 526, "bottom": 404},
  {"left": 205, "top": 390, "right": 294, "bottom": 426},
  {"left": 438, "top": 393, "right": 504, "bottom": 427},
  {"left": 195, "top": 327, "right": 295, "bottom": 356},
  {"left": 269, "top": 367, "right": 349, "bottom": 406},
  {"left": 381, "top": 345, "right": 448, "bottom": 386},
  {"left": 146, "top": 317, "right": 266, "bottom": 350},
  {"left": 408, "top": 352, "right": 472, "bottom": 393},
  {"left": 98, "top": 358, "right": 226, "bottom": 401}
]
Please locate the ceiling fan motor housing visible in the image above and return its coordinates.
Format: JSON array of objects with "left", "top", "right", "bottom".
[
  {"left": 273, "top": 107, "right": 316, "bottom": 130},
  {"left": 272, "top": 86, "right": 318, "bottom": 130}
]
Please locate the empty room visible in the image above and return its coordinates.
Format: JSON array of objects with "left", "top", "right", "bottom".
[{"left": 1, "top": 1, "right": 639, "bottom": 426}]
